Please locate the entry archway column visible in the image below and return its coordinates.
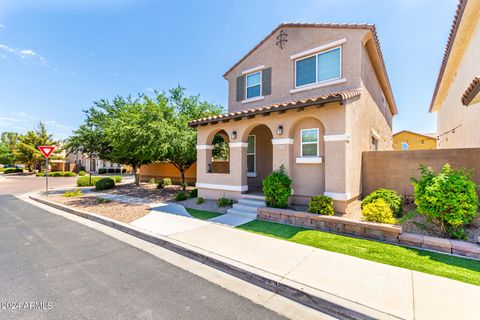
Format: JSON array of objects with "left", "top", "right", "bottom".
[{"left": 229, "top": 142, "right": 249, "bottom": 191}]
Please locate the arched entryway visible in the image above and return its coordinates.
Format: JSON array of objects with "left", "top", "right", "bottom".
[
  {"left": 208, "top": 130, "right": 230, "bottom": 174},
  {"left": 244, "top": 124, "right": 273, "bottom": 192}
]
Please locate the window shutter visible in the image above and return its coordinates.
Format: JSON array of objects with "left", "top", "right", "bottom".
[
  {"left": 236, "top": 75, "right": 245, "bottom": 101},
  {"left": 262, "top": 68, "right": 272, "bottom": 96}
]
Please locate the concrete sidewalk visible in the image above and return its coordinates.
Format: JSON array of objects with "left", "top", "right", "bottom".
[{"left": 130, "top": 210, "right": 480, "bottom": 320}]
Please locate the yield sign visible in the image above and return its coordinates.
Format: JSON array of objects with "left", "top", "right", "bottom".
[{"left": 38, "top": 145, "right": 56, "bottom": 158}]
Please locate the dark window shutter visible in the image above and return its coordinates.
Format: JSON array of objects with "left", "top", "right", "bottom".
[
  {"left": 262, "top": 68, "right": 272, "bottom": 96},
  {"left": 236, "top": 75, "right": 245, "bottom": 101}
]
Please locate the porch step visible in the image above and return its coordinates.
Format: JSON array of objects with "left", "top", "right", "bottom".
[
  {"left": 225, "top": 208, "right": 258, "bottom": 219},
  {"left": 226, "top": 197, "right": 266, "bottom": 219},
  {"left": 241, "top": 193, "right": 266, "bottom": 201}
]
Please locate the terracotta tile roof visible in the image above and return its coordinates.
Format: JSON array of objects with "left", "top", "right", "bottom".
[
  {"left": 461, "top": 76, "right": 480, "bottom": 105},
  {"left": 189, "top": 88, "right": 361, "bottom": 127},
  {"left": 222, "top": 22, "right": 397, "bottom": 115},
  {"left": 430, "top": 0, "right": 469, "bottom": 111}
]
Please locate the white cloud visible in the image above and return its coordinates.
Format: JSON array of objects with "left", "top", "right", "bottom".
[
  {"left": 0, "top": 43, "right": 48, "bottom": 66},
  {"left": 0, "top": 112, "right": 73, "bottom": 139}
]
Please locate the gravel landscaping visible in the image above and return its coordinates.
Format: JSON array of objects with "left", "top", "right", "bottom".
[
  {"left": 42, "top": 194, "right": 151, "bottom": 223},
  {"left": 101, "top": 182, "right": 194, "bottom": 202},
  {"left": 181, "top": 198, "right": 231, "bottom": 214}
]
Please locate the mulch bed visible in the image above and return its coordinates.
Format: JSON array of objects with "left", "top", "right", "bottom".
[{"left": 43, "top": 194, "right": 151, "bottom": 223}]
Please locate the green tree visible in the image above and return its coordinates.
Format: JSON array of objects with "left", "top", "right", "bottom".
[
  {"left": 13, "top": 123, "right": 62, "bottom": 172},
  {"left": 0, "top": 143, "right": 14, "bottom": 165},
  {"left": 163, "top": 87, "right": 222, "bottom": 190},
  {"left": 64, "top": 123, "right": 106, "bottom": 185}
]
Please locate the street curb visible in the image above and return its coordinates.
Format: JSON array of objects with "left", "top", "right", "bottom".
[{"left": 29, "top": 194, "right": 397, "bottom": 320}]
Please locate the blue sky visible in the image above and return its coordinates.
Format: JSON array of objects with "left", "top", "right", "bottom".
[{"left": 0, "top": 0, "right": 457, "bottom": 139}]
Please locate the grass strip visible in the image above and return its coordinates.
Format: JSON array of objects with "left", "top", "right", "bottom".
[{"left": 186, "top": 208, "right": 223, "bottom": 220}]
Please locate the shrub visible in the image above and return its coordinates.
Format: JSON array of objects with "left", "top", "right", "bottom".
[
  {"left": 361, "top": 188, "right": 403, "bottom": 217},
  {"left": 36, "top": 171, "right": 76, "bottom": 177},
  {"left": 189, "top": 189, "right": 198, "bottom": 198},
  {"left": 196, "top": 197, "right": 205, "bottom": 205},
  {"left": 78, "top": 170, "right": 86, "bottom": 176},
  {"left": 411, "top": 164, "right": 479, "bottom": 239},
  {"left": 175, "top": 191, "right": 187, "bottom": 201},
  {"left": 4, "top": 168, "right": 22, "bottom": 174},
  {"left": 308, "top": 195, "right": 335, "bottom": 216},
  {"left": 96, "top": 197, "right": 111, "bottom": 204},
  {"left": 95, "top": 177, "right": 115, "bottom": 191},
  {"left": 98, "top": 168, "right": 107, "bottom": 174},
  {"left": 63, "top": 189, "right": 83, "bottom": 197},
  {"left": 77, "top": 176, "right": 102, "bottom": 187},
  {"left": 163, "top": 177, "right": 172, "bottom": 186},
  {"left": 262, "top": 165, "right": 292, "bottom": 208},
  {"left": 149, "top": 178, "right": 156, "bottom": 184},
  {"left": 362, "top": 199, "right": 396, "bottom": 224},
  {"left": 156, "top": 179, "right": 164, "bottom": 189},
  {"left": 218, "top": 197, "right": 234, "bottom": 207}
]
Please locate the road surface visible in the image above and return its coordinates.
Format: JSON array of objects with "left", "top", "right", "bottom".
[{"left": 0, "top": 176, "right": 287, "bottom": 319}]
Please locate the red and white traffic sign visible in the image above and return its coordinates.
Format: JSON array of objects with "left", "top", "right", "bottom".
[{"left": 38, "top": 145, "right": 56, "bottom": 158}]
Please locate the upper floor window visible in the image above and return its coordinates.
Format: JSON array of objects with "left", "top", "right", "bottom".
[
  {"left": 246, "top": 71, "right": 261, "bottom": 99},
  {"left": 295, "top": 47, "right": 341, "bottom": 88},
  {"left": 301, "top": 128, "right": 319, "bottom": 157}
]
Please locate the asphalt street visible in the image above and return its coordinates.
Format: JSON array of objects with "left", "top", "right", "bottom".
[{"left": 0, "top": 191, "right": 287, "bottom": 319}]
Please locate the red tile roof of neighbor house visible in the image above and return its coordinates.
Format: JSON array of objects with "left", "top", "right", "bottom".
[
  {"left": 461, "top": 76, "right": 480, "bottom": 106},
  {"left": 430, "top": 0, "right": 469, "bottom": 112},
  {"left": 188, "top": 88, "right": 361, "bottom": 127}
]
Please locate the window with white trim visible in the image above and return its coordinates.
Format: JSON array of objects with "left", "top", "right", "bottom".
[
  {"left": 246, "top": 71, "right": 261, "bottom": 99},
  {"left": 371, "top": 136, "right": 379, "bottom": 151},
  {"left": 401, "top": 142, "right": 409, "bottom": 151},
  {"left": 295, "top": 47, "right": 341, "bottom": 88},
  {"left": 301, "top": 129, "right": 319, "bottom": 157},
  {"left": 247, "top": 135, "right": 256, "bottom": 173}
]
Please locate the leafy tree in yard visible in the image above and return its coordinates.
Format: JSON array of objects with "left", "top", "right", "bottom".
[
  {"left": 64, "top": 123, "right": 106, "bottom": 185},
  {"left": 13, "top": 122, "right": 62, "bottom": 172},
  {"left": 0, "top": 143, "right": 14, "bottom": 165},
  {"left": 163, "top": 86, "right": 222, "bottom": 190},
  {"left": 212, "top": 134, "right": 229, "bottom": 161}
]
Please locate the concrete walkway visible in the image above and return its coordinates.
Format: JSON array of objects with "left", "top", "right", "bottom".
[{"left": 129, "top": 209, "right": 480, "bottom": 320}]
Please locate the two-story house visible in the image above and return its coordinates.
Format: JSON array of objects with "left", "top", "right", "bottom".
[
  {"left": 189, "top": 23, "right": 397, "bottom": 213},
  {"left": 429, "top": 0, "right": 480, "bottom": 148}
]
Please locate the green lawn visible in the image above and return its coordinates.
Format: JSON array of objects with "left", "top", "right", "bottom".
[
  {"left": 237, "top": 220, "right": 480, "bottom": 286},
  {"left": 186, "top": 208, "right": 223, "bottom": 220}
]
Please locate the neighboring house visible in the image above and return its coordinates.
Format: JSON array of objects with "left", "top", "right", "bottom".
[
  {"left": 430, "top": 0, "right": 480, "bottom": 148},
  {"left": 393, "top": 131, "right": 437, "bottom": 151},
  {"left": 65, "top": 150, "right": 124, "bottom": 173},
  {"left": 189, "top": 22, "right": 397, "bottom": 212}
]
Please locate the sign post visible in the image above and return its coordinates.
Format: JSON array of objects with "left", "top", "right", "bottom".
[{"left": 38, "top": 146, "right": 56, "bottom": 196}]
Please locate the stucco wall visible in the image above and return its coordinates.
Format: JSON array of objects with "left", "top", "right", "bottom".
[
  {"left": 436, "top": 19, "right": 480, "bottom": 148},
  {"left": 139, "top": 162, "right": 197, "bottom": 184},
  {"left": 362, "top": 149, "right": 480, "bottom": 196},
  {"left": 225, "top": 27, "right": 366, "bottom": 112}
]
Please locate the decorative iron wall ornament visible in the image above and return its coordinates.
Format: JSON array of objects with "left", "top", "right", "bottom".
[{"left": 276, "top": 30, "right": 288, "bottom": 49}]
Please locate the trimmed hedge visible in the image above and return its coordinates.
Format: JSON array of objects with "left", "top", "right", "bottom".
[
  {"left": 3, "top": 168, "right": 23, "bottom": 174},
  {"left": 78, "top": 171, "right": 86, "bottom": 176},
  {"left": 175, "top": 191, "right": 187, "bottom": 201},
  {"left": 218, "top": 197, "right": 234, "bottom": 207},
  {"left": 189, "top": 189, "right": 198, "bottom": 198},
  {"left": 361, "top": 188, "right": 403, "bottom": 217},
  {"left": 95, "top": 178, "right": 115, "bottom": 191},
  {"left": 77, "top": 175, "right": 121, "bottom": 187},
  {"left": 362, "top": 199, "right": 396, "bottom": 224},
  {"left": 36, "top": 171, "right": 76, "bottom": 177},
  {"left": 308, "top": 195, "right": 335, "bottom": 216}
]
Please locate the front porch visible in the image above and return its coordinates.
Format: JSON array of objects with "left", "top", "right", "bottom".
[{"left": 191, "top": 94, "right": 359, "bottom": 213}]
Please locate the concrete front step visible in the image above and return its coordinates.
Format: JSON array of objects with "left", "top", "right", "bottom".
[
  {"left": 238, "top": 198, "right": 266, "bottom": 207},
  {"left": 232, "top": 203, "right": 260, "bottom": 214},
  {"left": 226, "top": 208, "right": 257, "bottom": 219},
  {"left": 242, "top": 193, "right": 266, "bottom": 201}
]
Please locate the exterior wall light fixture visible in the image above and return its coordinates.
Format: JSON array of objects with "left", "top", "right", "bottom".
[{"left": 277, "top": 125, "right": 284, "bottom": 135}]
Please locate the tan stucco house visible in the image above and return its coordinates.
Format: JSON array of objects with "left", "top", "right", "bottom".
[
  {"left": 430, "top": 0, "right": 480, "bottom": 148},
  {"left": 393, "top": 130, "right": 437, "bottom": 151},
  {"left": 189, "top": 23, "right": 397, "bottom": 212}
]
